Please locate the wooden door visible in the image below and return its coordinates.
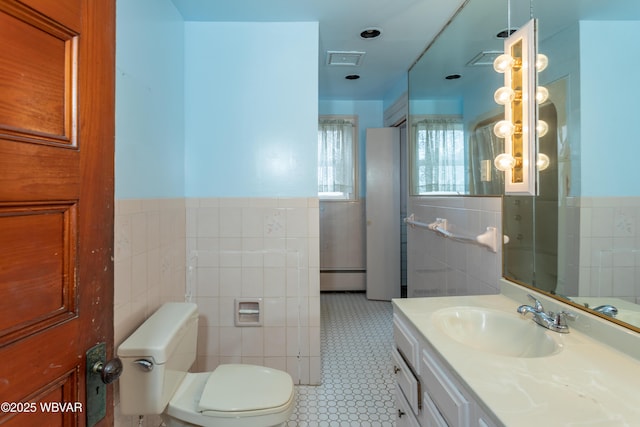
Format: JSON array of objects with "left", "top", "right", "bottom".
[
  {"left": 365, "top": 127, "right": 401, "bottom": 301},
  {"left": 0, "top": 0, "right": 115, "bottom": 426}
]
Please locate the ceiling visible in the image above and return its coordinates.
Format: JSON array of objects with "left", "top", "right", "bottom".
[
  {"left": 168, "top": 0, "right": 468, "bottom": 100},
  {"left": 408, "top": 0, "right": 640, "bottom": 100}
]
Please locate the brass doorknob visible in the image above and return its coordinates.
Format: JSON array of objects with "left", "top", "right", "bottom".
[{"left": 92, "top": 358, "right": 123, "bottom": 384}]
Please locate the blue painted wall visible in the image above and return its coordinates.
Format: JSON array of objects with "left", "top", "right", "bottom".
[
  {"left": 115, "top": 0, "right": 185, "bottom": 199},
  {"left": 383, "top": 74, "right": 408, "bottom": 111},
  {"left": 116, "top": 4, "right": 319, "bottom": 199},
  {"left": 580, "top": 20, "right": 640, "bottom": 197},
  {"left": 184, "top": 22, "right": 319, "bottom": 198},
  {"left": 541, "top": 23, "right": 581, "bottom": 196},
  {"left": 410, "top": 99, "right": 463, "bottom": 116}
]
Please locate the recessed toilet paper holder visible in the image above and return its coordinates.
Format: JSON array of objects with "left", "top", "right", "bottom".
[{"left": 235, "top": 298, "right": 262, "bottom": 326}]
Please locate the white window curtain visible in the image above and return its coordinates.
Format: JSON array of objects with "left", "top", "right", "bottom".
[
  {"left": 318, "top": 119, "right": 355, "bottom": 199},
  {"left": 468, "top": 121, "right": 504, "bottom": 194},
  {"left": 411, "top": 116, "right": 464, "bottom": 194}
]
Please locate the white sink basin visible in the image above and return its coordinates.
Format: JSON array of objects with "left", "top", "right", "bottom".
[{"left": 432, "top": 306, "right": 562, "bottom": 358}]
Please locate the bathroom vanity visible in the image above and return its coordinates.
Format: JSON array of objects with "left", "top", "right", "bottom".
[{"left": 392, "top": 280, "right": 640, "bottom": 426}]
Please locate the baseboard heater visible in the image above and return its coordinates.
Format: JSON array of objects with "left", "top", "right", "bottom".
[{"left": 320, "top": 269, "right": 366, "bottom": 292}]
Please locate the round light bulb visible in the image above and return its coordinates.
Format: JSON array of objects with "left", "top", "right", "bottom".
[
  {"left": 493, "top": 54, "right": 514, "bottom": 73},
  {"left": 536, "top": 54, "right": 549, "bottom": 72},
  {"left": 537, "top": 120, "right": 549, "bottom": 137},
  {"left": 494, "top": 87, "right": 515, "bottom": 105},
  {"left": 537, "top": 153, "right": 550, "bottom": 171},
  {"left": 493, "top": 120, "right": 516, "bottom": 138},
  {"left": 495, "top": 153, "right": 516, "bottom": 171},
  {"left": 536, "top": 86, "right": 549, "bottom": 104}
]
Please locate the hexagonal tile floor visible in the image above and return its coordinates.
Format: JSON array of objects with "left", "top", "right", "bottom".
[{"left": 287, "top": 292, "right": 396, "bottom": 427}]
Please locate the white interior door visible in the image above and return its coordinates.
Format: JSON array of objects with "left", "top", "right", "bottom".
[{"left": 366, "top": 127, "right": 401, "bottom": 301}]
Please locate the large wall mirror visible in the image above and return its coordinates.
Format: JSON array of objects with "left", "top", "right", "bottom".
[{"left": 408, "top": 0, "right": 640, "bottom": 331}]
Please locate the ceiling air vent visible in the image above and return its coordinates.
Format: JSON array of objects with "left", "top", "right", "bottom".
[
  {"left": 466, "top": 50, "right": 502, "bottom": 67},
  {"left": 326, "top": 51, "right": 365, "bottom": 66}
]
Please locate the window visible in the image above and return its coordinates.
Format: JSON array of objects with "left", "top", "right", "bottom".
[
  {"left": 318, "top": 116, "right": 358, "bottom": 200},
  {"left": 411, "top": 116, "right": 465, "bottom": 194}
]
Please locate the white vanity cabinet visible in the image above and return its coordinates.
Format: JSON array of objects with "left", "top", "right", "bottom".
[
  {"left": 392, "top": 288, "right": 640, "bottom": 426},
  {"left": 393, "top": 310, "right": 501, "bottom": 427}
]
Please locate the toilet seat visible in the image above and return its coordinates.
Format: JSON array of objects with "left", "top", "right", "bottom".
[
  {"left": 165, "top": 365, "right": 294, "bottom": 427},
  {"left": 199, "top": 364, "right": 294, "bottom": 416}
]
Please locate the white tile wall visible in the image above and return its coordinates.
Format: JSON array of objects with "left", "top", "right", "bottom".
[
  {"left": 407, "top": 196, "right": 503, "bottom": 297},
  {"left": 572, "top": 196, "right": 640, "bottom": 303},
  {"left": 114, "top": 198, "right": 186, "bottom": 427},
  {"left": 113, "top": 196, "right": 320, "bottom": 427},
  {"left": 186, "top": 197, "right": 321, "bottom": 385}
]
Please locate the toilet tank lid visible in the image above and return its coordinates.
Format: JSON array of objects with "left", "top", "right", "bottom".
[{"left": 117, "top": 302, "right": 198, "bottom": 364}]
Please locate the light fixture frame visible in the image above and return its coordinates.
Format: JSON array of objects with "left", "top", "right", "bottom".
[{"left": 501, "top": 19, "right": 539, "bottom": 195}]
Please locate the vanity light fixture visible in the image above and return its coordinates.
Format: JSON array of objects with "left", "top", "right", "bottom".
[
  {"left": 492, "top": 19, "right": 542, "bottom": 195},
  {"left": 536, "top": 86, "right": 549, "bottom": 104},
  {"left": 535, "top": 56, "right": 549, "bottom": 171},
  {"left": 536, "top": 53, "right": 548, "bottom": 72},
  {"left": 536, "top": 153, "right": 550, "bottom": 171}
]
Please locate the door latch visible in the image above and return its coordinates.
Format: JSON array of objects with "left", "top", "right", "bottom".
[{"left": 86, "top": 342, "right": 122, "bottom": 427}]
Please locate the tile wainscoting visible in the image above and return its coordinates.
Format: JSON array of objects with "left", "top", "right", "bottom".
[
  {"left": 567, "top": 196, "right": 640, "bottom": 303},
  {"left": 407, "top": 196, "right": 503, "bottom": 298},
  {"left": 185, "top": 197, "right": 320, "bottom": 384},
  {"left": 114, "top": 197, "right": 320, "bottom": 427},
  {"left": 114, "top": 198, "right": 187, "bottom": 427}
]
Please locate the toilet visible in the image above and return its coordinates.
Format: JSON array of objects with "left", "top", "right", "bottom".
[{"left": 117, "top": 302, "right": 294, "bottom": 427}]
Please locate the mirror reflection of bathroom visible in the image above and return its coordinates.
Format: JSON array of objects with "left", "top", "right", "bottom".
[{"left": 503, "top": 102, "right": 559, "bottom": 293}]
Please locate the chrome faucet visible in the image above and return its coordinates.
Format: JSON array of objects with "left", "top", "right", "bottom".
[
  {"left": 592, "top": 304, "right": 618, "bottom": 317},
  {"left": 517, "top": 294, "right": 576, "bottom": 333}
]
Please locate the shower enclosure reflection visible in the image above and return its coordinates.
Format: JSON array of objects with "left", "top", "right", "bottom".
[{"left": 503, "top": 103, "right": 559, "bottom": 293}]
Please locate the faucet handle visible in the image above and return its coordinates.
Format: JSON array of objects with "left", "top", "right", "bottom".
[
  {"left": 554, "top": 310, "right": 577, "bottom": 327},
  {"left": 526, "top": 294, "right": 544, "bottom": 312}
]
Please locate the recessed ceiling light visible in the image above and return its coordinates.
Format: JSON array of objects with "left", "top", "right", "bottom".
[
  {"left": 445, "top": 74, "right": 462, "bottom": 80},
  {"left": 345, "top": 74, "right": 360, "bottom": 80},
  {"left": 496, "top": 28, "right": 517, "bottom": 38},
  {"left": 360, "top": 27, "right": 382, "bottom": 39}
]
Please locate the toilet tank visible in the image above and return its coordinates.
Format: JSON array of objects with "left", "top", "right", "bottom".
[{"left": 117, "top": 302, "right": 198, "bottom": 415}]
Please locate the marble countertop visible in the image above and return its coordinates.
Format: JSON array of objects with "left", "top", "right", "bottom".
[{"left": 393, "top": 290, "right": 640, "bottom": 426}]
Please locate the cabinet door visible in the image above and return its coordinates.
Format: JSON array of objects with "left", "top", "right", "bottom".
[
  {"left": 392, "top": 348, "right": 420, "bottom": 415},
  {"left": 419, "top": 392, "right": 449, "bottom": 427},
  {"left": 476, "top": 405, "right": 501, "bottom": 427},
  {"left": 421, "top": 348, "right": 470, "bottom": 426},
  {"left": 393, "top": 313, "right": 419, "bottom": 368},
  {"left": 396, "top": 385, "right": 421, "bottom": 427}
]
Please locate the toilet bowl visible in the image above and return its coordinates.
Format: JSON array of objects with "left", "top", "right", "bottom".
[{"left": 117, "top": 303, "right": 294, "bottom": 427}]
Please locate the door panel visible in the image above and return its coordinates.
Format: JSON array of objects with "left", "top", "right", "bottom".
[
  {"left": 17, "top": 0, "right": 81, "bottom": 31},
  {"left": 0, "top": 0, "right": 114, "bottom": 425},
  {"left": 366, "top": 127, "right": 401, "bottom": 301},
  {"left": 0, "top": 204, "right": 77, "bottom": 344},
  {"left": 0, "top": 1, "right": 77, "bottom": 145},
  {"left": 0, "top": 142, "right": 80, "bottom": 201},
  {"left": 3, "top": 371, "right": 79, "bottom": 426}
]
